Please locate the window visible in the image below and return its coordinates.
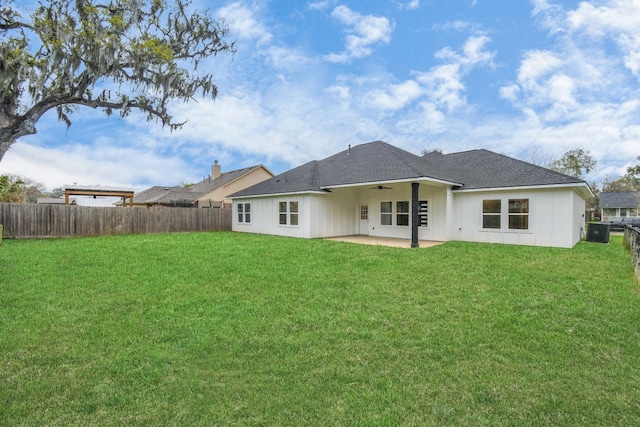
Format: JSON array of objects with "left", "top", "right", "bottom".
[
  {"left": 482, "top": 199, "right": 501, "bottom": 229},
  {"left": 419, "top": 200, "right": 428, "bottom": 227},
  {"left": 360, "top": 205, "right": 368, "bottom": 220},
  {"left": 290, "top": 201, "right": 299, "bottom": 226},
  {"left": 279, "top": 201, "right": 299, "bottom": 226},
  {"left": 620, "top": 208, "right": 628, "bottom": 218},
  {"left": 508, "top": 198, "right": 529, "bottom": 230},
  {"left": 380, "top": 201, "right": 410, "bottom": 226},
  {"left": 396, "top": 201, "right": 409, "bottom": 226},
  {"left": 279, "top": 202, "right": 287, "bottom": 225},
  {"left": 381, "top": 201, "right": 392, "bottom": 225},
  {"left": 237, "top": 203, "right": 251, "bottom": 223}
]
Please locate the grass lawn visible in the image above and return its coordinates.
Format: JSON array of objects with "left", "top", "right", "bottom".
[{"left": 1, "top": 232, "right": 639, "bottom": 426}]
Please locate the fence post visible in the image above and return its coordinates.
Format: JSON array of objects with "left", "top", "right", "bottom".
[
  {"left": 625, "top": 226, "right": 640, "bottom": 281},
  {"left": 0, "top": 224, "right": 3, "bottom": 244}
]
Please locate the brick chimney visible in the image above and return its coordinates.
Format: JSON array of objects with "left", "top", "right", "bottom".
[{"left": 212, "top": 160, "right": 221, "bottom": 179}]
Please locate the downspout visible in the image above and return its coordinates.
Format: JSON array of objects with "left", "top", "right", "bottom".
[{"left": 411, "top": 182, "right": 419, "bottom": 248}]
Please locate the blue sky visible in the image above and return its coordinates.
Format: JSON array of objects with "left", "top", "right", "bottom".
[{"left": 2, "top": 0, "right": 640, "bottom": 193}]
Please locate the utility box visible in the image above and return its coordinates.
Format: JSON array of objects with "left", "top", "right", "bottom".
[{"left": 586, "top": 222, "right": 610, "bottom": 244}]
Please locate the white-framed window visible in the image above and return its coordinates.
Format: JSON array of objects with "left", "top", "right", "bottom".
[
  {"left": 279, "top": 201, "right": 299, "bottom": 226},
  {"left": 290, "top": 201, "right": 299, "bottom": 225},
  {"left": 380, "top": 201, "right": 410, "bottom": 226},
  {"left": 508, "top": 199, "right": 529, "bottom": 230},
  {"left": 482, "top": 198, "right": 530, "bottom": 230},
  {"left": 419, "top": 200, "right": 429, "bottom": 227},
  {"left": 396, "top": 201, "right": 410, "bottom": 226},
  {"left": 482, "top": 199, "right": 501, "bottom": 229},
  {"left": 237, "top": 203, "right": 251, "bottom": 223},
  {"left": 381, "top": 201, "right": 392, "bottom": 225}
]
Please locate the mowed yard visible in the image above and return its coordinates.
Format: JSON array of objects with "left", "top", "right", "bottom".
[{"left": 1, "top": 231, "right": 639, "bottom": 426}]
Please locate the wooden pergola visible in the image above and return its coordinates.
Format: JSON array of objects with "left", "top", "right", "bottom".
[{"left": 63, "top": 185, "right": 135, "bottom": 206}]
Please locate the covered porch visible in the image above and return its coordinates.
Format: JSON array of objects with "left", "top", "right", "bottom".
[{"left": 315, "top": 178, "right": 454, "bottom": 245}]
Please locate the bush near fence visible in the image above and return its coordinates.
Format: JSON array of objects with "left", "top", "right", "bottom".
[
  {"left": 624, "top": 225, "right": 640, "bottom": 281},
  {"left": 0, "top": 203, "right": 231, "bottom": 239}
]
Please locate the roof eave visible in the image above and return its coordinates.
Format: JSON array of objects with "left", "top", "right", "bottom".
[
  {"left": 231, "top": 190, "right": 331, "bottom": 199},
  {"left": 453, "top": 182, "right": 594, "bottom": 198},
  {"left": 320, "top": 176, "right": 462, "bottom": 190}
]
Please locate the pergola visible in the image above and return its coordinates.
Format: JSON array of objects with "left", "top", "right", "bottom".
[{"left": 63, "top": 185, "right": 135, "bottom": 206}]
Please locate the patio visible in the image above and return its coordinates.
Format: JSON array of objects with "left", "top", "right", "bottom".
[{"left": 325, "top": 235, "right": 445, "bottom": 248}]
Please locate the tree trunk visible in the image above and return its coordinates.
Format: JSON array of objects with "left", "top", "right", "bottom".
[
  {"left": 0, "top": 113, "right": 38, "bottom": 163},
  {"left": 0, "top": 131, "right": 17, "bottom": 163}
]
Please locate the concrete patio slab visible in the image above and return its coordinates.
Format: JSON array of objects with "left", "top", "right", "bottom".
[{"left": 325, "top": 235, "right": 445, "bottom": 248}]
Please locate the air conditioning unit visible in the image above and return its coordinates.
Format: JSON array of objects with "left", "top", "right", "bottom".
[{"left": 586, "top": 223, "right": 610, "bottom": 244}]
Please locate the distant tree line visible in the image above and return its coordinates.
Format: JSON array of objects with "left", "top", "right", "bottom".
[{"left": 0, "top": 174, "right": 61, "bottom": 203}]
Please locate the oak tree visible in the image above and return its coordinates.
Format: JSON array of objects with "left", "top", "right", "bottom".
[
  {"left": 0, "top": 0, "right": 235, "bottom": 162},
  {"left": 548, "top": 148, "right": 596, "bottom": 179}
]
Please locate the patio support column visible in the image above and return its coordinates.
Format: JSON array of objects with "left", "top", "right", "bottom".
[{"left": 411, "top": 182, "right": 419, "bottom": 248}]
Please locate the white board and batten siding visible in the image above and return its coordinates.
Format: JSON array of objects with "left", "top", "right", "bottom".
[
  {"left": 234, "top": 195, "right": 308, "bottom": 238},
  {"left": 233, "top": 190, "right": 363, "bottom": 239},
  {"left": 450, "top": 187, "right": 586, "bottom": 248},
  {"left": 233, "top": 182, "right": 451, "bottom": 241}
]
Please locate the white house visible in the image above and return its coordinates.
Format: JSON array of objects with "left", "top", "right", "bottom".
[
  {"left": 599, "top": 192, "right": 640, "bottom": 220},
  {"left": 230, "top": 141, "right": 593, "bottom": 248}
]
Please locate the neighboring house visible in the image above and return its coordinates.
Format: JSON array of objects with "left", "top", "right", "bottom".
[
  {"left": 230, "top": 141, "right": 593, "bottom": 248},
  {"left": 599, "top": 192, "right": 640, "bottom": 220},
  {"left": 134, "top": 162, "right": 274, "bottom": 208}
]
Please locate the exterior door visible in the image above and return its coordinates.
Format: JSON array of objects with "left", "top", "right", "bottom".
[{"left": 359, "top": 204, "right": 369, "bottom": 235}]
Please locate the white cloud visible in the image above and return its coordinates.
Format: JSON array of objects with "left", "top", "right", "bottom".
[
  {"left": 567, "top": 0, "right": 640, "bottom": 77},
  {"left": 217, "top": 2, "right": 272, "bottom": 45},
  {"left": 618, "top": 34, "right": 640, "bottom": 76},
  {"left": 359, "top": 33, "right": 494, "bottom": 115},
  {"left": 517, "top": 50, "right": 562, "bottom": 84},
  {"left": 369, "top": 80, "right": 423, "bottom": 110},
  {"left": 405, "top": 0, "right": 420, "bottom": 10},
  {"left": 530, "top": 0, "right": 567, "bottom": 34},
  {"left": 324, "top": 5, "right": 393, "bottom": 62},
  {"left": 265, "top": 46, "right": 314, "bottom": 70},
  {"left": 502, "top": 0, "right": 640, "bottom": 129},
  {"left": 499, "top": 83, "right": 520, "bottom": 102},
  {"left": 435, "top": 34, "right": 495, "bottom": 67},
  {"left": 308, "top": 1, "right": 335, "bottom": 11},
  {"left": 415, "top": 64, "right": 465, "bottom": 112},
  {"left": 567, "top": 0, "right": 640, "bottom": 35},
  {"left": 0, "top": 138, "right": 186, "bottom": 191}
]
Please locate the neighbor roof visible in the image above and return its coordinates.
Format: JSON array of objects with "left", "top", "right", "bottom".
[
  {"left": 599, "top": 192, "right": 640, "bottom": 208},
  {"left": 135, "top": 165, "right": 267, "bottom": 205},
  {"left": 230, "top": 141, "right": 588, "bottom": 198}
]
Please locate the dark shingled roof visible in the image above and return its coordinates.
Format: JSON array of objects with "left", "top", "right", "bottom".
[
  {"left": 599, "top": 192, "right": 640, "bottom": 208},
  {"left": 231, "top": 141, "right": 587, "bottom": 198},
  {"left": 135, "top": 165, "right": 265, "bottom": 205}
]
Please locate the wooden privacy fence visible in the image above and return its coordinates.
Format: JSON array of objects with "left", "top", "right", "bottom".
[{"left": 0, "top": 203, "right": 231, "bottom": 239}]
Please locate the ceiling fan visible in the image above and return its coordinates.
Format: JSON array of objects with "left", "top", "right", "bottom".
[{"left": 371, "top": 185, "right": 392, "bottom": 190}]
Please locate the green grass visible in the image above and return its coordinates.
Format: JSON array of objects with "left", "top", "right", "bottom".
[{"left": 1, "top": 232, "right": 639, "bottom": 426}]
